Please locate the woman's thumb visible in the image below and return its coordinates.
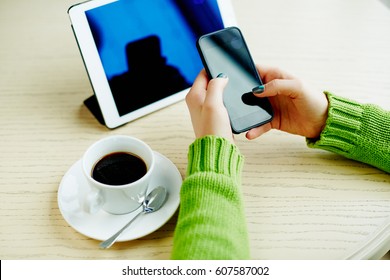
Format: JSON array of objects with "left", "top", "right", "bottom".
[
  {"left": 253, "top": 79, "right": 298, "bottom": 98},
  {"left": 206, "top": 73, "right": 229, "bottom": 105}
]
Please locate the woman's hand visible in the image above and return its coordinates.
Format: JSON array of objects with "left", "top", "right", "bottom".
[
  {"left": 186, "top": 70, "right": 234, "bottom": 143},
  {"left": 246, "top": 65, "right": 329, "bottom": 140}
]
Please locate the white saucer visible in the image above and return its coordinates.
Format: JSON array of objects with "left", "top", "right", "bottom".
[{"left": 57, "top": 151, "right": 182, "bottom": 241}]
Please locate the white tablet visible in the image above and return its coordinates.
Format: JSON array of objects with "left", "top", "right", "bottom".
[{"left": 68, "top": 0, "right": 237, "bottom": 128}]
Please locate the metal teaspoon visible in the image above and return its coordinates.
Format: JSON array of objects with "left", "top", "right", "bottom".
[{"left": 99, "top": 186, "right": 168, "bottom": 249}]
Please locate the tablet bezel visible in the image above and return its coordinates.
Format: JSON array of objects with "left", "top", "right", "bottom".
[{"left": 68, "top": 0, "right": 237, "bottom": 128}]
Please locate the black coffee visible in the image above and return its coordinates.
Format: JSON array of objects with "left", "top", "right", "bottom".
[{"left": 92, "top": 152, "right": 147, "bottom": 185}]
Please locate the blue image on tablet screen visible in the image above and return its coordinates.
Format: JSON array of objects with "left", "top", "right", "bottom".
[{"left": 86, "top": 0, "right": 224, "bottom": 116}]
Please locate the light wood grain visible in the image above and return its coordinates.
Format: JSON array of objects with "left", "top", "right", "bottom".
[{"left": 0, "top": 0, "right": 389, "bottom": 259}]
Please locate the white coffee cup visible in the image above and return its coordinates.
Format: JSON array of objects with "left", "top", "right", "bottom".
[{"left": 82, "top": 135, "right": 155, "bottom": 215}]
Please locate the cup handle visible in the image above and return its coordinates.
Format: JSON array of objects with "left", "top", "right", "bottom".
[{"left": 83, "top": 189, "right": 104, "bottom": 214}]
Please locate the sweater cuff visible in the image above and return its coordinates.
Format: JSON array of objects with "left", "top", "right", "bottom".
[
  {"left": 307, "top": 92, "right": 364, "bottom": 154},
  {"left": 187, "top": 136, "right": 244, "bottom": 183}
]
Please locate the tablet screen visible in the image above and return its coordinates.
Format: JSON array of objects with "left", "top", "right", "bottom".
[{"left": 85, "top": 0, "right": 225, "bottom": 117}]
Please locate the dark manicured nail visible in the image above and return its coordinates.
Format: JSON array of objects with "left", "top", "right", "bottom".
[
  {"left": 217, "top": 73, "right": 228, "bottom": 79},
  {"left": 252, "top": 85, "right": 265, "bottom": 94}
]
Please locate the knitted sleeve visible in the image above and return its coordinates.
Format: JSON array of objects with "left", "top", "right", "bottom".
[
  {"left": 307, "top": 92, "right": 390, "bottom": 173},
  {"left": 171, "top": 136, "right": 250, "bottom": 259}
]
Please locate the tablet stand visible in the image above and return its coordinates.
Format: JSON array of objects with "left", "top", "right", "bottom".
[{"left": 84, "top": 95, "right": 105, "bottom": 125}]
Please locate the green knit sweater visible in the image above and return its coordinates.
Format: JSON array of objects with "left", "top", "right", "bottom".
[
  {"left": 171, "top": 136, "right": 250, "bottom": 259},
  {"left": 307, "top": 92, "right": 390, "bottom": 173},
  {"left": 171, "top": 93, "right": 389, "bottom": 259}
]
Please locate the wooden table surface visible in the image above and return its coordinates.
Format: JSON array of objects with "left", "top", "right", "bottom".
[{"left": 0, "top": 0, "right": 389, "bottom": 259}]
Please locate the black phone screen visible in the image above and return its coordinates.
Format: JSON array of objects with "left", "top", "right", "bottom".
[{"left": 197, "top": 27, "right": 273, "bottom": 133}]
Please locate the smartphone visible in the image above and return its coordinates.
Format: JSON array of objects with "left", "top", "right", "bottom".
[{"left": 197, "top": 26, "right": 273, "bottom": 133}]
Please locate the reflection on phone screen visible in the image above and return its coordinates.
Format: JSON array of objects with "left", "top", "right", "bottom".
[{"left": 198, "top": 28, "right": 273, "bottom": 132}]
